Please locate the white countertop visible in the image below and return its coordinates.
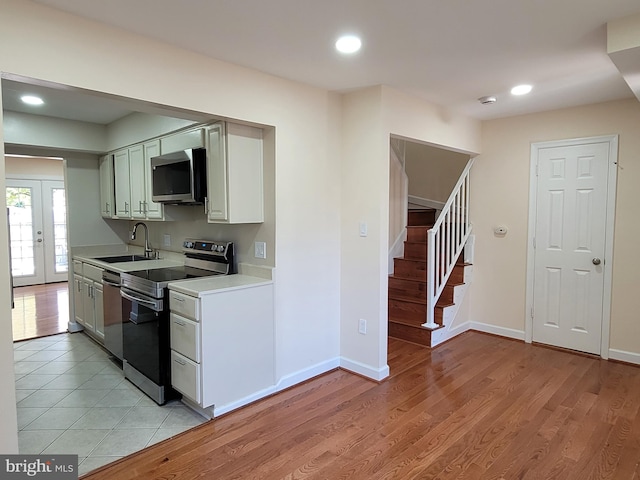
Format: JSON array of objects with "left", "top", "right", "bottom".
[
  {"left": 75, "top": 254, "right": 183, "bottom": 273},
  {"left": 168, "top": 274, "right": 273, "bottom": 297},
  {"left": 74, "top": 253, "right": 273, "bottom": 296}
]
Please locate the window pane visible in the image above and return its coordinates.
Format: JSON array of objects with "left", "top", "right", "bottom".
[{"left": 6, "top": 187, "right": 35, "bottom": 277}]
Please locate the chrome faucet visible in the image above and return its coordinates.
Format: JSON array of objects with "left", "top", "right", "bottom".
[{"left": 131, "top": 222, "right": 154, "bottom": 258}]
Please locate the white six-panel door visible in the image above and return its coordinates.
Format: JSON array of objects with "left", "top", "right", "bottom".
[{"left": 530, "top": 138, "right": 615, "bottom": 355}]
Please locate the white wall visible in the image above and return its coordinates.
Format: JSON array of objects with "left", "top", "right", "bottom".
[
  {"left": 472, "top": 99, "right": 640, "bottom": 358},
  {"left": 65, "top": 155, "right": 129, "bottom": 247},
  {"left": 340, "top": 86, "right": 481, "bottom": 378},
  {"left": 5, "top": 155, "right": 64, "bottom": 178},
  {"left": 405, "top": 143, "right": 469, "bottom": 204},
  {"left": 0, "top": 94, "right": 18, "bottom": 454},
  {"left": 106, "top": 113, "right": 199, "bottom": 151},
  {"left": 3, "top": 110, "right": 107, "bottom": 152}
]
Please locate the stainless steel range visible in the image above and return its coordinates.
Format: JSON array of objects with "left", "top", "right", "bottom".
[{"left": 119, "top": 239, "right": 234, "bottom": 405}]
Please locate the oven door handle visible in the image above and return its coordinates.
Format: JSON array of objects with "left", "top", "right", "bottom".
[{"left": 120, "top": 289, "right": 162, "bottom": 312}]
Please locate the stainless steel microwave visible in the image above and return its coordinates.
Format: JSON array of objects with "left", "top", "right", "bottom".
[{"left": 151, "top": 148, "right": 207, "bottom": 204}]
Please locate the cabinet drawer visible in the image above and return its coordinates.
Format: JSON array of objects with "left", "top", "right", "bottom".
[
  {"left": 171, "top": 351, "right": 200, "bottom": 404},
  {"left": 169, "top": 290, "right": 199, "bottom": 320},
  {"left": 83, "top": 264, "right": 104, "bottom": 283},
  {"left": 72, "top": 260, "right": 83, "bottom": 275},
  {"left": 170, "top": 313, "right": 200, "bottom": 362},
  {"left": 160, "top": 128, "right": 205, "bottom": 153}
]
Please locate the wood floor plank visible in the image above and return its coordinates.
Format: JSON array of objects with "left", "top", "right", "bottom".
[{"left": 81, "top": 332, "right": 640, "bottom": 479}]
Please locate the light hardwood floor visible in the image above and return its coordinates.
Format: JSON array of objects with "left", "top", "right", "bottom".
[
  {"left": 82, "top": 332, "right": 640, "bottom": 480},
  {"left": 12, "top": 282, "right": 69, "bottom": 342}
]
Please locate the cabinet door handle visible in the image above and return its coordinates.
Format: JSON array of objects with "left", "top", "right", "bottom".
[
  {"left": 172, "top": 296, "right": 185, "bottom": 303},
  {"left": 174, "top": 358, "right": 186, "bottom": 366},
  {"left": 204, "top": 196, "right": 208, "bottom": 215},
  {"left": 124, "top": 201, "right": 129, "bottom": 214},
  {"left": 142, "top": 201, "right": 147, "bottom": 214},
  {"left": 105, "top": 202, "right": 110, "bottom": 215},
  {"left": 77, "top": 280, "right": 82, "bottom": 292},
  {"left": 174, "top": 320, "right": 186, "bottom": 326}
]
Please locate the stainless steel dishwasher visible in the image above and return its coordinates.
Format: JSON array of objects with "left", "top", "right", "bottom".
[{"left": 102, "top": 270, "right": 123, "bottom": 362}]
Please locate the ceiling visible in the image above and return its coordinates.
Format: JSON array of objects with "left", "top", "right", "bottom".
[{"left": 5, "top": 0, "right": 640, "bottom": 123}]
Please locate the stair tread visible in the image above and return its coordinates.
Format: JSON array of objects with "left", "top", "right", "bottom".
[
  {"left": 389, "top": 318, "right": 445, "bottom": 330},
  {"left": 389, "top": 274, "right": 426, "bottom": 284},
  {"left": 395, "top": 257, "right": 426, "bottom": 262},
  {"left": 436, "top": 301, "right": 455, "bottom": 308},
  {"left": 388, "top": 295, "right": 426, "bottom": 305}
]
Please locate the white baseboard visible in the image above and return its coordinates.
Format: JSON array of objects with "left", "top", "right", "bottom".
[
  {"left": 275, "top": 357, "right": 341, "bottom": 392},
  {"left": 214, "top": 385, "right": 278, "bottom": 417},
  {"left": 67, "top": 321, "right": 83, "bottom": 333},
  {"left": 608, "top": 349, "right": 640, "bottom": 366},
  {"left": 340, "top": 357, "right": 390, "bottom": 381},
  {"left": 469, "top": 322, "right": 525, "bottom": 341},
  {"left": 431, "top": 321, "right": 471, "bottom": 347}
]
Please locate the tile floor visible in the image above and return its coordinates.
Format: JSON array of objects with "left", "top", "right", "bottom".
[{"left": 14, "top": 331, "right": 207, "bottom": 476}]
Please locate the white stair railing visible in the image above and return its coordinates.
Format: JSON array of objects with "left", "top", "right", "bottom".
[{"left": 423, "top": 158, "right": 474, "bottom": 329}]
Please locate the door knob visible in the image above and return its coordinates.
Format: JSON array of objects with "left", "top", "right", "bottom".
[
  {"left": 592, "top": 258, "right": 601, "bottom": 265},
  {"left": 37, "top": 239, "right": 43, "bottom": 243},
  {"left": 37, "top": 230, "right": 42, "bottom": 234}
]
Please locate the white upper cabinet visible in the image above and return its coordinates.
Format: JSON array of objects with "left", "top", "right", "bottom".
[
  {"left": 99, "top": 154, "right": 114, "bottom": 218},
  {"left": 129, "top": 144, "right": 146, "bottom": 219},
  {"left": 105, "top": 122, "right": 262, "bottom": 223},
  {"left": 143, "top": 140, "right": 163, "bottom": 219},
  {"left": 113, "top": 148, "right": 132, "bottom": 218},
  {"left": 111, "top": 141, "right": 164, "bottom": 220},
  {"left": 160, "top": 128, "right": 205, "bottom": 153},
  {"left": 206, "top": 122, "right": 264, "bottom": 224}
]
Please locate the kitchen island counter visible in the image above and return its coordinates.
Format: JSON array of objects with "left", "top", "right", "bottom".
[{"left": 167, "top": 274, "right": 272, "bottom": 297}]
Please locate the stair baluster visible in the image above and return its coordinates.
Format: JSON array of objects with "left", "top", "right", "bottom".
[{"left": 423, "top": 158, "right": 474, "bottom": 329}]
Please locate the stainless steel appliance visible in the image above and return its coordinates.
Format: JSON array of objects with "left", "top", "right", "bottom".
[
  {"left": 102, "top": 270, "right": 122, "bottom": 361},
  {"left": 120, "top": 239, "right": 235, "bottom": 404},
  {"left": 151, "top": 148, "right": 207, "bottom": 204}
]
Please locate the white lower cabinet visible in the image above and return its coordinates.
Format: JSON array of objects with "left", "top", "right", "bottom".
[
  {"left": 170, "top": 313, "right": 200, "bottom": 362},
  {"left": 168, "top": 282, "right": 274, "bottom": 415},
  {"left": 72, "top": 261, "right": 104, "bottom": 342},
  {"left": 170, "top": 351, "right": 200, "bottom": 403}
]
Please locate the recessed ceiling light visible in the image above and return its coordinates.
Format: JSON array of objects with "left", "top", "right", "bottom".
[
  {"left": 21, "top": 95, "right": 44, "bottom": 106},
  {"left": 478, "top": 95, "right": 497, "bottom": 105},
  {"left": 510, "top": 84, "right": 532, "bottom": 96},
  {"left": 335, "top": 35, "right": 362, "bottom": 54}
]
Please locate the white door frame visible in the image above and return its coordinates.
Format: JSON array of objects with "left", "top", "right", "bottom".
[{"left": 525, "top": 135, "right": 618, "bottom": 359}]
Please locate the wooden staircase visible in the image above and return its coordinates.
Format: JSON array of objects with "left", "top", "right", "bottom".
[{"left": 388, "top": 208, "right": 468, "bottom": 347}]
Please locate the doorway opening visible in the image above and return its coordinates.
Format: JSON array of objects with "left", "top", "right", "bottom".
[{"left": 6, "top": 155, "right": 69, "bottom": 341}]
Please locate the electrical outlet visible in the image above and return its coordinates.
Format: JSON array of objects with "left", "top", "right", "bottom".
[
  {"left": 254, "top": 241, "right": 267, "bottom": 259},
  {"left": 163, "top": 234, "right": 171, "bottom": 247},
  {"left": 359, "top": 318, "right": 367, "bottom": 335}
]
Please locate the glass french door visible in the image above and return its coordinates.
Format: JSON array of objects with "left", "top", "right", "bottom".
[{"left": 6, "top": 179, "right": 68, "bottom": 286}]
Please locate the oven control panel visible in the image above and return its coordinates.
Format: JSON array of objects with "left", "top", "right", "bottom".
[{"left": 183, "top": 239, "right": 232, "bottom": 255}]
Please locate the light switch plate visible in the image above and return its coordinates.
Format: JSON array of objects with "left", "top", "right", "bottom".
[
  {"left": 163, "top": 234, "right": 171, "bottom": 247},
  {"left": 254, "top": 241, "right": 267, "bottom": 259}
]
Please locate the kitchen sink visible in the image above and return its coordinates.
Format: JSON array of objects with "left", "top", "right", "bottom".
[{"left": 97, "top": 254, "right": 150, "bottom": 263}]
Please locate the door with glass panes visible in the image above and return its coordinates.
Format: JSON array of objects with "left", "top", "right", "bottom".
[{"left": 6, "top": 179, "right": 68, "bottom": 286}]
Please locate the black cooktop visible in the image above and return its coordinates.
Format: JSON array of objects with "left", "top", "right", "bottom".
[{"left": 127, "top": 265, "right": 222, "bottom": 283}]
